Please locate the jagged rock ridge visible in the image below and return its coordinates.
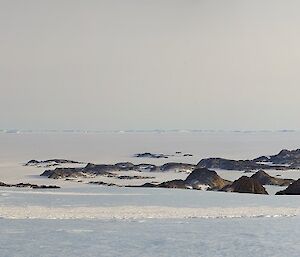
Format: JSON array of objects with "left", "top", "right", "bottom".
[
  {"left": 255, "top": 149, "right": 300, "bottom": 168},
  {"left": 25, "top": 159, "right": 84, "bottom": 168},
  {"left": 197, "top": 149, "right": 300, "bottom": 171},
  {"left": 40, "top": 162, "right": 196, "bottom": 179}
]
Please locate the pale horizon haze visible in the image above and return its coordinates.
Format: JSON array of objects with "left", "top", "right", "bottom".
[{"left": 1, "top": 0, "right": 300, "bottom": 131}]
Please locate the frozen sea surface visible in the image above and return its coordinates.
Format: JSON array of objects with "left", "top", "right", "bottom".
[
  {"left": 1, "top": 218, "right": 300, "bottom": 257},
  {"left": 1, "top": 187, "right": 300, "bottom": 219},
  {"left": 0, "top": 186, "right": 299, "bottom": 209}
]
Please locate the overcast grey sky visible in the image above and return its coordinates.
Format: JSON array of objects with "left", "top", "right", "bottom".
[{"left": 1, "top": 0, "right": 300, "bottom": 130}]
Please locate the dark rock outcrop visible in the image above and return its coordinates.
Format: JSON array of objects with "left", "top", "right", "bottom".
[
  {"left": 0, "top": 181, "right": 60, "bottom": 189},
  {"left": 253, "top": 156, "right": 270, "bottom": 162},
  {"left": 140, "top": 168, "right": 231, "bottom": 191},
  {"left": 115, "top": 162, "right": 136, "bottom": 170},
  {"left": 160, "top": 163, "right": 196, "bottom": 173},
  {"left": 185, "top": 168, "right": 231, "bottom": 190},
  {"left": 197, "top": 158, "right": 267, "bottom": 171},
  {"left": 135, "top": 152, "right": 193, "bottom": 158},
  {"left": 276, "top": 179, "right": 300, "bottom": 195},
  {"left": 84, "top": 163, "right": 121, "bottom": 173},
  {"left": 197, "top": 157, "right": 288, "bottom": 171},
  {"left": 117, "top": 175, "right": 155, "bottom": 180},
  {"left": 25, "top": 159, "right": 83, "bottom": 167},
  {"left": 157, "top": 179, "right": 190, "bottom": 189},
  {"left": 254, "top": 149, "right": 300, "bottom": 169},
  {"left": 135, "top": 164, "right": 158, "bottom": 172},
  {"left": 251, "top": 170, "right": 294, "bottom": 186},
  {"left": 134, "top": 153, "right": 169, "bottom": 159},
  {"left": 197, "top": 148, "right": 300, "bottom": 171},
  {"left": 26, "top": 160, "right": 40, "bottom": 165},
  {"left": 41, "top": 167, "right": 97, "bottom": 179},
  {"left": 221, "top": 176, "right": 268, "bottom": 194},
  {"left": 269, "top": 149, "right": 300, "bottom": 165},
  {"left": 41, "top": 162, "right": 197, "bottom": 179},
  {"left": 139, "top": 182, "right": 157, "bottom": 188},
  {"left": 42, "top": 163, "right": 125, "bottom": 179},
  {"left": 89, "top": 181, "right": 118, "bottom": 187}
]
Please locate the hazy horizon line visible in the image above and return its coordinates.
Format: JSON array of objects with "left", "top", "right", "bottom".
[{"left": 1, "top": 128, "right": 299, "bottom": 134}]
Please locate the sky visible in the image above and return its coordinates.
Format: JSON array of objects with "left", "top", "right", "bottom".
[{"left": 1, "top": 0, "right": 300, "bottom": 131}]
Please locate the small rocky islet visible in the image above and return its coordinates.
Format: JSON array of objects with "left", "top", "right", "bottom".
[
  {"left": 25, "top": 159, "right": 84, "bottom": 168},
  {"left": 24, "top": 148, "right": 300, "bottom": 195},
  {"left": 276, "top": 179, "right": 300, "bottom": 195},
  {"left": 139, "top": 168, "right": 231, "bottom": 191},
  {"left": 250, "top": 170, "right": 294, "bottom": 186},
  {"left": 221, "top": 176, "right": 268, "bottom": 195},
  {"left": 0, "top": 181, "right": 60, "bottom": 189},
  {"left": 134, "top": 152, "right": 193, "bottom": 159}
]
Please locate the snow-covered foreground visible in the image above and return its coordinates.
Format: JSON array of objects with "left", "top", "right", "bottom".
[
  {"left": 1, "top": 186, "right": 300, "bottom": 256},
  {"left": 1, "top": 205, "right": 300, "bottom": 219},
  {"left": 1, "top": 132, "right": 300, "bottom": 256},
  {"left": 1, "top": 218, "right": 300, "bottom": 257}
]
